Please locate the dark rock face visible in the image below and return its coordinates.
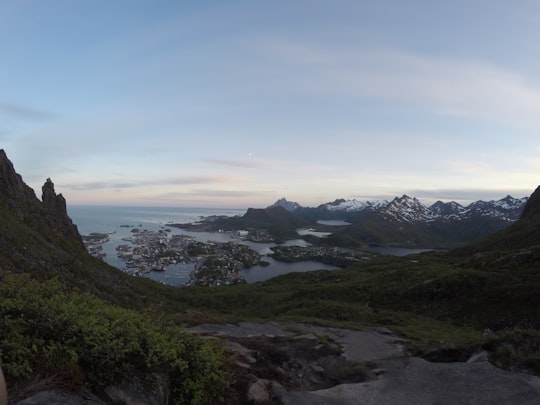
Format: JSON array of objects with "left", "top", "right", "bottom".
[
  {"left": 521, "top": 185, "right": 540, "bottom": 220},
  {"left": 41, "top": 178, "right": 82, "bottom": 243},
  {"left": 0, "top": 149, "right": 83, "bottom": 246},
  {"left": 0, "top": 149, "right": 40, "bottom": 219}
]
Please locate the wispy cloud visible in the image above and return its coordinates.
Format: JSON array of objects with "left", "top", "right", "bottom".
[
  {"left": 0, "top": 102, "right": 56, "bottom": 121},
  {"left": 158, "top": 189, "right": 263, "bottom": 199},
  {"left": 63, "top": 175, "right": 236, "bottom": 191},
  {"left": 205, "top": 158, "right": 267, "bottom": 169},
  {"left": 249, "top": 40, "right": 540, "bottom": 129}
]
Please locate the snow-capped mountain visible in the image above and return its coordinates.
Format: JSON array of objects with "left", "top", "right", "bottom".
[
  {"left": 321, "top": 198, "right": 389, "bottom": 212},
  {"left": 465, "top": 196, "right": 529, "bottom": 221},
  {"left": 430, "top": 201, "right": 466, "bottom": 219},
  {"left": 382, "top": 195, "right": 434, "bottom": 222},
  {"left": 268, "top": 197, "right": 302, "bottom": 212},
  {"left": 317, "top": 195, "right": 528, "bottom": 223},
  {"left": 266, "top": 194, "right": 529, "bottom": 248}
]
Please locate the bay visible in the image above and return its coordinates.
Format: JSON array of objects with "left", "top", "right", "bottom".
[
  {"left": 68, "top": 205, "right": 245, "bottom": 286},
  {"left": 240, "top": 258, "right": 338, "bottom": 283},
  {"left": 369, "top": 246, "right": 434, "bottom": 256},
  {"left": 67, "top": 205, "right": 339, "bottom": 286}
]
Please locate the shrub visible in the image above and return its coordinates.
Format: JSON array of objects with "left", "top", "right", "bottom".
[{"left": 0, "top": 273, "right": 227, "bottom": 404}]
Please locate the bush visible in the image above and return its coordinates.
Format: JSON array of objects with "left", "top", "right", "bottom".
[
  {"left": 0, "top": 273, "right": 227, "bottom": 404},
  {"left": 487, "top": 330, "right": 540, "bottom": 374}
]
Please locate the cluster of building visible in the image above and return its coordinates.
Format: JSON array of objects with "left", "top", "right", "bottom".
[
  {"left": 270, "top": 245, "right": 373, "bottom": 267},
  {"left": 83, "top": 223, "right": 370, "bottom": 287},
  {"left": 116, "top": 229, "right": 192, "bottom": 276},
  {"left": 82, "top": 232, "right": 111, "bottom": 260},
  {"left": 83, "top": 227, "right": 263, "bottom": 286},
  {"left": 190, "top": 241, "right": 261, "bottom": 286}
]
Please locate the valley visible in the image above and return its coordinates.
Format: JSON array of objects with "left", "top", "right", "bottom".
[{"left": 1, "top": 149, "right": 540, "bottom": 404}]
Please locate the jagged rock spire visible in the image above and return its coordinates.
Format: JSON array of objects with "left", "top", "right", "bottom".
[
  {"left": 42, "top": 177, "right": 68, "bottom": 216},
  {"left": 0, "top": 149, "right": 82, "bottom": 245}
]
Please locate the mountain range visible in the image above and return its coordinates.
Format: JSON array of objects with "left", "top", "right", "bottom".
[
  {"left": 3, "top": 148, "right": 540, "bottom": 403},
  {"left": 270, "top": 194, "right": 527, "bottom": 222},
  {"left": 269, "top": 194, "right": 528, "bottom": 248}
]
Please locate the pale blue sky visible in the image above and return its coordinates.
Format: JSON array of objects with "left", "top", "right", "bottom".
[{"left": 1, "top": 0, "right": 539, "bottom": 207}]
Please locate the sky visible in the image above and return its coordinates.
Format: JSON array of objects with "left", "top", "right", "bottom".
[{"left": 1, "top": 0, "right": 540, "bottom": 208}]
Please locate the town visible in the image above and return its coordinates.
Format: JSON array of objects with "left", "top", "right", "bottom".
[{"left": 83, "top": 227, "right": 264, "bottom": 286}]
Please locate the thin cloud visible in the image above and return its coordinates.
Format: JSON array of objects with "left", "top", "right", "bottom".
[
  {"left": 205, "top": 158, "right": 266, "bottom": 169},
  {"left": 0, "top": 102, "right": 56, "bottom": 121},
  {"left": 250, "top": 40, "right": 540, "bottom": 129},
  {"left": 157, "top": 189, "right": 259, "bottom": 199},
  {"left": 64, "top": 181, "right": 141, "bottom": 191},
  {"left": 189, "top": 189, "right": 263, "bottom": 197},
  {"left": 63, "top": 175, "right": 233, "bottom": 191}
]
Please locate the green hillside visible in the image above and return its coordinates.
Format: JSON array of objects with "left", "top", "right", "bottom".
[
  {"left": 2, "top": 148, "right": 540, "bottom": 401},
  {"left": 176, "top": 205, "right": 313, "bottom": 242},
  {"left": 315, "top": 211, "right": 514, "bottom": 249}
]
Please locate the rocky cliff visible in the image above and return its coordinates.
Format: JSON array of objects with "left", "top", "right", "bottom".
[
  {"left": 0, "top": 149, "right": 82, "bottom": 246},
  {"left": 520, "top": 185, "right": 540, "bottom": 221},
  {"left": 41, "top": 177, "right": 82, "bottom": 243},
  {"left": 0, "top": 150, "right": 134, "bottom": 302}
]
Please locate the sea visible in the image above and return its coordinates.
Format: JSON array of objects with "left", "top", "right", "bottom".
[{"left": 67, "top": 205, "right": 340, "bottom": 286}]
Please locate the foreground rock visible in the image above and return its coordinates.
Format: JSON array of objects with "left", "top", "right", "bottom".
[
  {"left": 188, "top": 322, "right": 540, "bottom": 405},
  {"left": 11, "top": 322, "right": 540, "bottom": 404}
]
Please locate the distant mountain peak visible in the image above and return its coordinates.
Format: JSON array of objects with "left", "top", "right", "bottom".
[
  {"left": 313, "top": 193, "right": 528, "bottom": 224},
  {"left": 268, "top": 197, "right": 302, "bottom": 212},
  {"left": 321, "top": 198, "right": 388, "bottom": 212},
  {"left": 384, "top": 195, "right": 433, "bottom": 222}
]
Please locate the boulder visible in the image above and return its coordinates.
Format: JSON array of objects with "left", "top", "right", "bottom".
[{"left": 246, "top": 378, "right": 285, "bottom": 404}]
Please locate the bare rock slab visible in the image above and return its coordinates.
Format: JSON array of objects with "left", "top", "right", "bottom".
[{"left": 283, "top": 357, "right": 540, "bottom": 405}]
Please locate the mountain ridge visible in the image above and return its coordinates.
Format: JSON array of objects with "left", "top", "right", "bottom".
[
  {"left": 269, "top": 194, "right": 527, "bottom": 223},
  {"left": 3, "top": 149, "right": 540, "bottom": 404}
]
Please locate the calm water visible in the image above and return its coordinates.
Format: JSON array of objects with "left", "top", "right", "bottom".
[
  {"left": 240, "top": 257, "right": 338, "bottom": 283},
  {"left": 68, "top": 205, "right": 245, "bottom": 285},
  {"left": 369, "top": 246, "right": 433, "bottom": 256},
  {"left": 67, "top": 205, "right": 339, "bottom": 285},
  {"left": 316, "top": 219, "right": 352, "bottom": 226}
]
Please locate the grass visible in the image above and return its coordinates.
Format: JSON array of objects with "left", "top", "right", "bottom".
[{"left": 4, "top": 192, "right": 540, "bottom": 397}]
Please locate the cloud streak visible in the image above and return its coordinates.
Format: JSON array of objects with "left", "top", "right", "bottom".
[
  {"left": 63, "top": 175, "right": 236, "bottom": 191},
  {"left": 205, "top": 158, "right": 267, "bottom": 169},
  {"left": 250, "top": 40, "right": 540, "bottom": 129},
  {"left": 0, "top": 102, "right": 56, "bottom": 121}
]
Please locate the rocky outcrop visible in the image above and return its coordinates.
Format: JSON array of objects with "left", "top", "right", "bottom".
[
  {"left": 187, "top": 322, "right": 540, "bottom": 405},
  {"left": 12, "top": 373, "right": 170, "bottom": 405},
  {"left": 41, "top": 178, "right": 82, "bottom": 243},
  {"left": 0, "top": 149, "right": 41, "bottom": 219},
  {"left": 521, "top": 185, "right": 540, "bottom": 220},
  {"left": 0, "top": 149, "right": 82, "bottom": 246}
]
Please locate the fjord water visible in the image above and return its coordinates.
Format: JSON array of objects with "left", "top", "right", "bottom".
[
  {"left": 67, "top": 205, "right": 339, "bottom": 285},
  {"left": 68, "top": 205, "right": 245, "bottom": 233}
]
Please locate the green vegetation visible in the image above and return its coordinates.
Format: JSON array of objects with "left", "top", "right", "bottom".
[
  {"left": 0, "top": 273, "right": 227, "bottom": 404},
  {"left": 4, "top": 203, "right": 540, "bottom": 399},
  {"left": 154, "top": 238, "right": 540, "bottom": 369},
  {"left": 318, "top": 214, "right": 512, "bottom": 249},
  {"left": 270, "top": 245, "right": 372, "bottom": 266},
  {"left": 2, "top": 155, "right": 540, "bottom": 401},
  {"left": 175, "top": 206, "right": 312, "bottom": 242},
  {"left": 485, "top": 330, "right": 540, "bottom": 373}
]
